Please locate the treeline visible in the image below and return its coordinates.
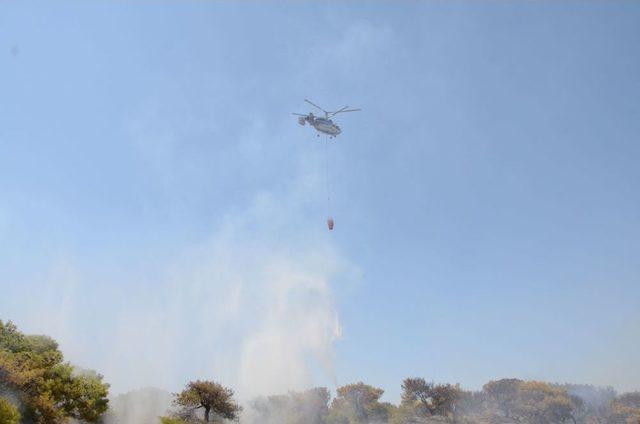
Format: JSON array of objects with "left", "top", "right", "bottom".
[
  {"left": 159, "top": 378, "right": 640, "bottom": 423},
  {"left": 243, "top": 379, "right": 640, "bottom": 424},
  {"left": 2, "top": 320, "right": 640, "bottom": 424}
]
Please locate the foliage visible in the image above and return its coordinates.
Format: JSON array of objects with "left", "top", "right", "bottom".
[
  {"left": 482, "top": 379, "right": 583, "bottom": 424},
  {"left": 610, "top": 392, "right": 640, "bottom": 424},
  {"left": 400, "top": 377, "right": 461, "bottom": 418},
  {"left": 143, "top": 380, "right": 640, "bottom": 424},
  {"left": 171, "top": 380, "right": 241, "bottom": 423},
  {"left": 483, "top": 378, "right": 523, "bottom": 419},
  {"left": 0, "top": 398, "right": 20, "bottom": 424},
  {"left": 0, "top": 320, "right": 109, "bottom": 423},
  {"left": 514, "top": 381, "right": 575, "bottom": 423},
  {"left": 327, "top": 382, "right": 389, "bottom": 424}
]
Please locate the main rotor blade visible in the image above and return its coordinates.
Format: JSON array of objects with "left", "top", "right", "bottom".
[
  {"left": 331, "top": 108, "right": 362, "bottom": 115},
  {"left": 304, "top": 99, "right": 327, "bottom": 113},
  {"left": 328, "top": 106, "right": 350, "bottom": 117},
  {"left": 292, "top": 113, "right": 307, "bottom": 116}
]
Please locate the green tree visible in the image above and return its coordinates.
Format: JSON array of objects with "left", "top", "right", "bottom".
[
  {"left": 400, "top": 377, "right": 461, "bottom": 418},
  {"left": 327, "top": 382, "right": 389, "bottom": 424},
  {"left": 514, "top": 381, "right": 575, "bottom": 424},
  {"left": 482, "top": 379, "right": 579, "bottom": 424},
  {"left": 0, "top": 398, "right": 20, "bottom": 424},
  {"left": 171, "top": 380, "right": 241, "bottom": 423},
  {"left": 0, "top": 320, "right": 109, "bottom": 423}
]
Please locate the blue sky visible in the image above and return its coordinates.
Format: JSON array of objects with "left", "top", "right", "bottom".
[{"left": 1, "top": 2, "right": 639, "bottom": 400}]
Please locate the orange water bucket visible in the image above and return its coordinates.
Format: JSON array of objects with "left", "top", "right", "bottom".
[{"left": 327, "top": 218, "right": 334, "bottom": 231}]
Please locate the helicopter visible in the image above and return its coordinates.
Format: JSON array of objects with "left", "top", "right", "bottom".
[{"left": 293, "top": 99, "right": 361, "bottom": 138}]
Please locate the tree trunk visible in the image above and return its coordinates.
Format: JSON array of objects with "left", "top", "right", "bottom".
[{"left": 204, "top": 406, "right": 210, "bottom": 422}]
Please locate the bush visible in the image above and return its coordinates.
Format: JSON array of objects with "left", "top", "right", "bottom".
[{"left": 0, "top": 398, "right": 20, "bottom": 424}]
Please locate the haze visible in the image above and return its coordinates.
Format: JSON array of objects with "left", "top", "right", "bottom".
[{"left": 1, "top": 1, "right": 639, "bottom": 403}]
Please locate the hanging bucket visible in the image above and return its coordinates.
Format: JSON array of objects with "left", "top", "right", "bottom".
[{"left": 327, "top": 217, "right": 334, "bottom": 231}]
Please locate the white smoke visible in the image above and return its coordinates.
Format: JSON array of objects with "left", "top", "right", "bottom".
[
  {"left": 6, "top": 187, "right": 355, "bottom": 424},
  {"left": 102, "top": 387, "right": 174, "bottom": 424},
  {"left": 91, "top": 184, "right": 353, "bottom": 399},
  {"left": 237, "top": 254, "right": 343, "bottom": 397}
]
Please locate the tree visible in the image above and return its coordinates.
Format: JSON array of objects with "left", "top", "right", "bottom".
[
  {"left": 327, "top": 382, "right": 389, "bottom": 424},
  {"left": 610, "top": 392, "right": 640, "bottom": 424},
  {"left": 172, "top": 380, "right": 241, "bottom": 423},
  {"left": 515, "top": 381, "right": 576, "bottom": 424},
  {"left": 0, "top": 320, "right": 109, "bottom": 423},
  {"left": 483, "top": 378, "right": 523, "bottom": 419},
  {"left": 400, "top": 377, "right": 460, "bottom": 418},
  {"left": 481, "top": 379, "right": 586, "bottom": 423},
  {"left": 0, "top": 398, "right": 20, "bottom": 424}
]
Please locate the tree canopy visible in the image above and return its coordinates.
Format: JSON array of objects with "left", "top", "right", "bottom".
[
  {"left": 326, "top": 382, "right": 391, "bottom": 424},
  {"left": 169, "top": 380, "right": 242, "bottom": 423},
  {"left": 399, "top": 377, "right": 461, "bottom": 418},
  {"left": 0, "top": 320, "right": 109, "bottom": 423}
]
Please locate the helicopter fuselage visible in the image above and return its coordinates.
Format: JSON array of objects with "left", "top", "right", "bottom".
[
  {"left": 312, "top": 117, "right": 341, "bottom": 136},
  {"left": 300, "top": 115, "right": 341, "bottom": 136}
]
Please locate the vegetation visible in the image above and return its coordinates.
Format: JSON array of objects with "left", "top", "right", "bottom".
[
  {"left": 245, "top": 380, "right": 640, "bottom": 424},
  {"left": 325, "top": 382, "right": 393, "bottom": 424},
  {"left": 162, "top": 380, "right": 242, "bottom": 423},
  {"left": 397, "top": 377, "right": 460, "bottom": 420},
  {"left": 610, "top": 392, "right": 640, "bottom": 424},
  {"left": 0, "top": 398, "right": 21, "bottom": 424},
  {"left": 0, "top": 320, "right": 109, "bottom": 423},
  {"left": 3, "top": 319, "right": 640, "bottom": 424}
]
